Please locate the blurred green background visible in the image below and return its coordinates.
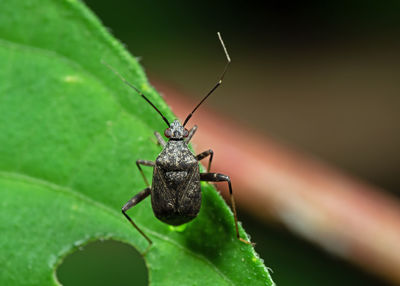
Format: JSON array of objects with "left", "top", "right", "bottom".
[{"left": 57, "top": 1, "right": 399, "bottom": 285}]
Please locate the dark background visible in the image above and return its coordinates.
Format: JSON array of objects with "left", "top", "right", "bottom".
[{"left": 57, "top": 1, "right": 400, "bottom": 285}]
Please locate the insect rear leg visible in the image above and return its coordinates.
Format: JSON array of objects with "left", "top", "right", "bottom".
[
  {"left": 184, "top": 125, "right": 197, "bottom": 143},
  {"left": 196, "top": 149, "right": 214, "bottom": 172},
  {"left": 200, "top": 172, "right": 252, "bottom": 245},
  {"left": 154, "top": 131, "right": 166, "bottom": 147},
  {"left": 122, "top": 187, "right": 152, "bottom": 245},
  {"left": 136, "top": 160, "right": 155, "bottom": 187}
]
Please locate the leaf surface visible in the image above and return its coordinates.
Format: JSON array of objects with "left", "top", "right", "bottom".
[{"left": 0, "top": 1, "right": 274, "bottom": 285}]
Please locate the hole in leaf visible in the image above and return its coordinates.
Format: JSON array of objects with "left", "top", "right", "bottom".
[{"left": 57, "top": 240, "right": 148, "bottom": 286}]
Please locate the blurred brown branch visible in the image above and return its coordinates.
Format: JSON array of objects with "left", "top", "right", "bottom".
[{"left": 154, "top": 80, "right": 400, "bottom": 285}]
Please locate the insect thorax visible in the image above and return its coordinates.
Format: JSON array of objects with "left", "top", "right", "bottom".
[{"left": 156, "top": 140, "right": 196, "bottom": 168}]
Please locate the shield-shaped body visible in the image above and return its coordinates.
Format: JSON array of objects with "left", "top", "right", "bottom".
[{"left": 151, "top": 140, "right": 201, "bottom": 225}]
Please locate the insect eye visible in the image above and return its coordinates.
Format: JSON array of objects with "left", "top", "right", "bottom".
[
  {"left": 164, "top": 128, "right": 171, "bottom": 138},
  {"left": 183, "top": 128, "right": 189, "bottom": 137}
]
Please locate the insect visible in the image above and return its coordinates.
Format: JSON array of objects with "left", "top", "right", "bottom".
[{"left": 104, "top": 32, "right": 250, "bottom": 246}]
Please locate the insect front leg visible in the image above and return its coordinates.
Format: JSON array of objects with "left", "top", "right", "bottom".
[
  {"left": 196, "top": 149, "right": 214, "bottom": 172},
  {"left": 154, "top": 131, "right": 166, "bottom": 147},
  {"left": 184, "top": 125, "right": 197, "bottom": 143},
  {"left": 122, "top": 187, "right": 152, "bottom": 245},
  {"left": 200, "top": 172, "right": 252, "bottom": 245},
  {"left": 136, "top": 160, "right": 155, "bottom": 187}
]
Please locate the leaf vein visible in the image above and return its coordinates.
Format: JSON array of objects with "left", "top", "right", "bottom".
[{"left": 0, "top": 170, "right": 235, "bottom": 285}]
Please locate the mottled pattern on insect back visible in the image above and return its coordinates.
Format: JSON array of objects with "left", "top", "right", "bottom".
[{"left": 152, "top": 139, "right": 201, "bottom": 225}]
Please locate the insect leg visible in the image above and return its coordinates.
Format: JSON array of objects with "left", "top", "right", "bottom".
[
  {"left": 122, "top": 187, "right": 152, "bottom": 245},
  {"left": 200, "top": 172, "right": 251, "bottom": 245},
  {"left": 136, "top": 160, "right": 155, "bottom": 187},
  {"left": 154, "top": 131, "right": 166, "bottom": 147},
  {"left": 184, "top": 125, "right": 198, "bottom": 143},
  {"left": 196, "top": 149, "right": 214, "bottom": 172}
]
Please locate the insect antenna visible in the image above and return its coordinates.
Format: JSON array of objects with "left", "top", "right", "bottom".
[
  {"left": 183, "top": 32, "right": 231, "bottom": 127},
  {"left": 102, "top": 60, "right": 170, "bottom": 127}
]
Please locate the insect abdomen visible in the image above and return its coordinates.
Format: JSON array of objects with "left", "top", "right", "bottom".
[{"left": 151, "top": 165, "right": 201, "bottom": 225}]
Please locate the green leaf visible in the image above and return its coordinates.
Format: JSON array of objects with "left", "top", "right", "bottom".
[{"left": 0, "top": 0, "right": 274, "bottom": 285}]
